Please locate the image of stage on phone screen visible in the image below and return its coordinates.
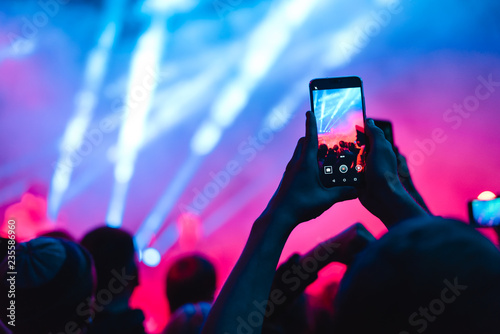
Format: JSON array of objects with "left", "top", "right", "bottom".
[{"left": 313, "top": 87, "right": 366, "bottom": 186}]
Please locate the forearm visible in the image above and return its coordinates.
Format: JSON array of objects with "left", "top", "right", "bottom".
[
  {"left": 300, "top": 241, "right": 341, "bottom": 272},
  {"left": 401, "top": 179, "right": 431, "bottom": 214},
  {"left": 202, "top": 210, "right": 293, "bottom": 334},
  {"left": 265, "top": 237, "right": 343, "bottom": 323},
  {"left": 382, "top": 185, "right": 430, "bottom": 228}
]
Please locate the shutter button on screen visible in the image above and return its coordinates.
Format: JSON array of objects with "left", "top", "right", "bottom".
[{"left": 339, "top": 165, "right": 348, "bottom": 173}]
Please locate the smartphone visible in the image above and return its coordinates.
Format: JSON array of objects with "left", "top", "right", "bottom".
[
  {"left": 373, "top": 119, "right": 394, "bottom": 147},
  {"left": 468, "top": 196, "right": 500, "bottom": 227},
  {"left": 309, "top": 76, "right": 367, "bottom": 187}
]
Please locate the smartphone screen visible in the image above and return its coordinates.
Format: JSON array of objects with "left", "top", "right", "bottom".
[
  {"left": 309, "top": 77, "right": 366, "bottom": 187},
  {"left": 469, "top": 197, "right": 500, "bottom": 227}
]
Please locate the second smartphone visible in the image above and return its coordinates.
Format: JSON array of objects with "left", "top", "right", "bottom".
[{"left": 309, "top": 76, "right": 367, "bottom": 187}]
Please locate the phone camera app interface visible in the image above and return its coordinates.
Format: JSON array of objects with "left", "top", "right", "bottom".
[{"left": 313, "top": 87, "right": 365, "bottom": 185}]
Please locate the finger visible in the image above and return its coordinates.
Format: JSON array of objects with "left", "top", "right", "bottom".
[
  {"left": 397, "top": 151, "right": 408, "bottom": 167},
  {"left": 365, "top": 118, "right": 386, "bottom": 146},
  {"left": 293, "top": 137, "right": 305, "bottom": 162},
  {"left": 393, "top": 145, "right": 400, "bottom": 156},
  {"left": 359, "top": 226, "right": 376, "bottom": 243},
  {"left": 353, "top": 223, "right": 376, "bottom": 242},
  {"left": 286, "top": 137, "right": 305, "bottom": 171},
  {"left": 304, "top": 110, "right": 318, "bottom": 159}
]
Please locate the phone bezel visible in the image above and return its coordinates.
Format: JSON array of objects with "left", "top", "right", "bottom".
[{"left": 308, "top": 76, "right": 367, "bottom": 187}]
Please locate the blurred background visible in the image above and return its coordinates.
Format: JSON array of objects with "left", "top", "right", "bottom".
[{"left": 1, "top": 0, "right": 500, "bottom": 331}]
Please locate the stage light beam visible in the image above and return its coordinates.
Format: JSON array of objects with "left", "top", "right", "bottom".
[
  {"left": 190, "top": 0, "right": 320, "bottom": 156},
  {"left": 105, "top": 19, "right": 165, "bottom": 227},
  {"left": 48, "top": 16, "right": 123, "bottom": 220},
  {"left": 138, "top": 0, "right": 320, "bottom": 250}
]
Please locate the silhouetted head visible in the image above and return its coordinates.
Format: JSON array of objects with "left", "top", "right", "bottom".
[
  {"left": 38, "top": 229, "right": 75, "bottom": 242},
  {"left": 318, "top": 144, "right": 328, "bottom": 158},
  {"left": 355, "top": 128, "right": 365, "bottom": 147},
  {"left": 166, "top": 254, "right": 216, "bottom": 313},
  {"left": 162, "top": 302, "right": 211, "bottom": 334},
  {"left": 81, "top": 226, "right": 139, "bottom": 295},
  {"left": 332, "top": 217, "right": 500, "bottom": 333},
  {"left": 0, "top": 237, "right": 95, "bottom": 334}
]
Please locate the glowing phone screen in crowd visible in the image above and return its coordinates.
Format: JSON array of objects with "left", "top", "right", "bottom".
[
  {"left": 471, "top": 197, "right": 500, "bottom": 227},
  {"left": 312, "top": 86, "right": 366, "bottom": 186}
]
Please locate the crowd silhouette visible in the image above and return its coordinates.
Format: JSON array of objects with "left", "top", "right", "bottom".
[{"left": 1, "top": 113, "right": 500, "bottom": 334}]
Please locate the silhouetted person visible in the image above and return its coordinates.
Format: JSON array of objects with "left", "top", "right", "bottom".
[
  {"left": 162, "top": 302, "right": 211, "bottom": 334},
  {"left": 0, "top": 237, "right": 94, "bottom": 334},
  {"left": 166, "top": 254, "right": 216, "bottom": 314},
  {"left": 262, "top": 223, "right": 374, "bottom": 334},
  {"left": 355, "top": 127, "right": 365, "bottom": 147},
  {"left": 38, "top": 229, "right": 75, "bottom": 241},
  {"left": 332, "top": 217, "right": 500, "bottom": 333},
  {"left": 348, "top": 142, "right": 356, "bottom": 153},
  {"left": 201, "top": 115, "right": 435, "bottom": 333},
  {"left": 494, "top": 226, "right": 500, "bottom": 247},
  {"left": 317, "top": 144, "right": 328, "bottom": 165},
  {"left": 81, "top": 226, "right": 145, "bottom": 334}
]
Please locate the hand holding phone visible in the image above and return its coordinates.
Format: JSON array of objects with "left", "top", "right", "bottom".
[
  {"left": 265, "top": 111, "right": 357, "bottom": 226},
  {"left": 356, "top": 119, "right": 429, "bottom": 228}
]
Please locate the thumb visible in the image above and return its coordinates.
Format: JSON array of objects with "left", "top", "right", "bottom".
[{"left": 365, "top": 118, "right": 386, "bottom": 148}]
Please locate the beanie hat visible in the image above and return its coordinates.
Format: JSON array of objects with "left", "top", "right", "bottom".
[{"left": 0, "top": 237, "right": 95, "bottom": 334}]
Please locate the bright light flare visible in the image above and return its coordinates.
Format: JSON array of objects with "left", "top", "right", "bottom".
[
  {"left": 142, "top": 247, "right": 161, "bottom": 267},
  {"left": 477, "top": 191, "right": 496, "bottom": 201}
]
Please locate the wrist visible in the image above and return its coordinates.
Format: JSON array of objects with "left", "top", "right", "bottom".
[
  {"left": 251, "top": 208, "right": 295, "bottom": 246},
  {"left": 261, "top": 199, "right": 300, "bottom": 230},
  {"left": 383, "top": 184, "right": 429, "bottom": 227}
]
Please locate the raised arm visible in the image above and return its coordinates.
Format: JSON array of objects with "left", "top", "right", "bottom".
[
  {"left": 263, "top": 222, "right": 375, "bottom": 327},
  {"left": 202, "top": 111, "right": 356, "bottom": 334}
]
